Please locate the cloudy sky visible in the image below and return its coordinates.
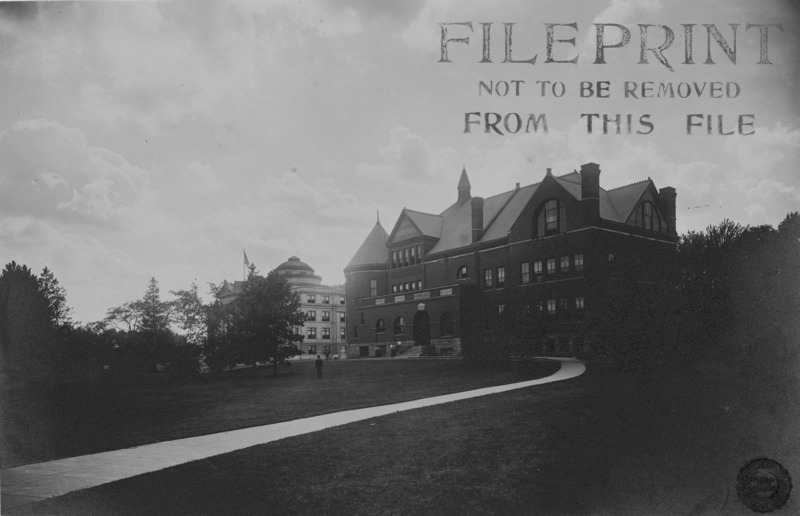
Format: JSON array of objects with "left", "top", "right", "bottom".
[{"left": 1, "top": 0, "right": 799, "bottom": 323}]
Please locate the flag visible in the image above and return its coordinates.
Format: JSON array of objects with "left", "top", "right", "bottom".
[{"left": 243, "top": 250, "right": 249, "bottom": 267}]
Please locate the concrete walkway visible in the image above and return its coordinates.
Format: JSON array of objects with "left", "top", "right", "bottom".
[{"left": 1, "top": 358, "right": 585, "bottom": 510}]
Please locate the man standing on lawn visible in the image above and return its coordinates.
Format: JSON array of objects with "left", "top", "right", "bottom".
[{"left": 315, "top": 355, "right": 323, "bottom": 379}]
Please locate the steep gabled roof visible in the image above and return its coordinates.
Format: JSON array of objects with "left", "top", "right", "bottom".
[
  {"left": 553, "top": 171, "right": 582, "bottom": 200},
  {"left": 481, "top": 184, "right": 539, "bottom": 241},
  {"left": 428, "top": 199, "right": 473, "bottom": 253},
  {"left": 404, "top": 209, "right": 442, "bottom": 239},
  {"left": 347, "top": 220, "right": 389, "bottom": 268},
  {"left": 606, "top": 179, "right": 651, "bottom": 222},
  {"left": 367, "top": 165, "right": 670, "bottom": 259}
]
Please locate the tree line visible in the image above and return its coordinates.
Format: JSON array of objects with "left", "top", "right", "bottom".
[
  {"left": 0, "top": 263, "right": 304, "bottom": 383},
  {"left": 3, "top": 212, "right": 798, "bottom": 382}
]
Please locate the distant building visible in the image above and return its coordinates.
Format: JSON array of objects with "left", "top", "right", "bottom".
[
  {"left": 344, "top": 163, "right": 677, "bottom": 358},
  {"left": 218, "top": 256, "right": 347, "bottom": 358}
]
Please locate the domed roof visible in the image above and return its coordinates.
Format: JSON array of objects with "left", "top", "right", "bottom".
[{"left": 275, "top": 256, "right": 315, "bottom": 274}]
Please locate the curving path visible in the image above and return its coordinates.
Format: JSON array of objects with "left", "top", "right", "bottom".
[{"left": 1, "top": 358, "right": 585, "bottom": 510}]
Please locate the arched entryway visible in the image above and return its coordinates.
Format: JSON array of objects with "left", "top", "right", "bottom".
[{"left": 413, "top": 310, "right": 431, "bottom": 347}]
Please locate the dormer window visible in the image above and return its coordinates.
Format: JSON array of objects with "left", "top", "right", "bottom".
[
  {"left": 634, "top": 201, "right": 661, "bottom": 231},
  {"left": 391, "top": 244, "right": 425, "bottom": 269},
  {"left": 535, "top": 199, "right": 566, "bottom": 238}
]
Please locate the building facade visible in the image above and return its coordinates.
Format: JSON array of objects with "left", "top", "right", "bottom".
[
  {"left": 344, "top": 163, "right": 677, "bottom": 358},
  {"left": 218, "top": 256, "right": 347, "bottom": 358}
]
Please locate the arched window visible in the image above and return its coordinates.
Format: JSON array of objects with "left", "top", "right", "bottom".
[
  {"left": 636, "top": 201, "right": 661, "bottom": 231},
  {"left": 440, "top": 312, "right": 454, "bottom": 336},
  {"left": 535, "top": 199, "right": 566, "bottom": 238},
  {"left": 394, "top": 317, "right": 405, "bottom": 335},
  {"left": 456, "top": 265, "right": 469, "bottom": 279},
  {"left": 376, "top": 319, "right": 386, "bottom": 333}
]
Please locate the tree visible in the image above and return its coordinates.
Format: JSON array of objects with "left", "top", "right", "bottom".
[
  {"left": 0, "top": 261, "right": 57, "bottom": 378},
  {"left": 229, "top": 268, "right": 304, "bottom": 374},
  {"left": 171, "top": 282, "right": 207, "bottom": 347},
  {"left": 38, "top": 267, "right": 73, "bottom": 330},
  {"left": 104, "top": 300, "right": 146, "bottom": 332},
  {"left": 140, "top": 277, "right": 173, "bottom": 334},
  {"left": 102, "top": 277, "right": 177, "bottom": 373}
]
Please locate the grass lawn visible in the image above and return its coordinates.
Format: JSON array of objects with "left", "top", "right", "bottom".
[
  {"left": 1, "top": 358, "right": 558, "bottom": 469},
  {"left": 7, "top": 359, "right": 799, "bottom": 515}
]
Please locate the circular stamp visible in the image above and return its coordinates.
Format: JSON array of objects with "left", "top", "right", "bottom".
[{"left": 736, "top": 458, "right": 792, "bottom": 513}]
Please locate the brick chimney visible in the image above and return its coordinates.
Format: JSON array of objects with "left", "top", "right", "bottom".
[
  {"left": 659, "top": 186, "right": 677, "bottom": 235},
  {"left": 579, "top": 162, "right": 601, "bottom": 225},
  {"left": 471, "top": 196, "right": 484, "bottom": 242}
]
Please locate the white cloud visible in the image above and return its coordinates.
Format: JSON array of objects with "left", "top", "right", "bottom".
[{"left": 0, "top": 119, "right": 149, "bottom": 227}]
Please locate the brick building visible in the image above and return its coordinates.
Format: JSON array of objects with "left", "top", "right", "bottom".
[{"left": 343, "top": 163, "right": 677, "bottom": 358}]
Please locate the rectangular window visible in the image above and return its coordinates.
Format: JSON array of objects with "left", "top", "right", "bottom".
[
  {"left": 404, "top": 248, "right": 409, "bottom": 267},
  {"left": 306, "top": 310, "right": 316, "bottom": 321},
  {"left": 307, "top": 295, "right": 316, "bottom": 303},
  {"left": 392, "top": 285, "right": 397, "bottom": 293},
  {"left": 322, "top": 295, "right": 330, "bottom": 304},
  {"left": 307, "top": 327, "right": 317, "bottom": 339},
  {"left": 410, "top": 246, "right": 416, "bottom": 264},
  {"left": 560, "top": 255, "right": 570, "bottom": 272},
  {"left": 547, "top": 299, "right": 556, "bottom": 315},
  {"left": 545, "top": 200, "right": 559, "bottom": 232},
  {"left": 559, "top": 298, "right": 568, "bottom": 311},
  {"left": 575, "top": 296, "right": 585, "bottom": 310},
  {"left": 370, "top": 279, "right": 377, "bottom": 297},
  {"left": 340, "top": 296, "right": 346, "bottom": 305},
  {"left": 322, "top": 328, "right": 330, "bottom": 339},
  {"left": 484, "top": 268, "right": 493, "bottom": 289},
  {"left": 520, "top": 262, "right": 530, "bottom": 284},
  {"left": 496, "top": 267, "right": 506, "bottom": 288},
  {"left": 339, "top": 328, "right": 346, "bottom": 339},
  {"left": 338, "top": 312, "right": 346, "bottom": 322},
  {"left": 498, "top": 304, "right": 505, "bottom": 314},
  {"left": 309, "top": 345, "right": 316, "bottom": 354},
  {"left": 322, "top": 311, "right": 330, "bottom": 322},
  {"left": 417, "top": 280, "right": 423, "bottom": 290},
  {"left": 533, "top": 260, "right": 543, "bottom": 277},
  {"left": 392, "top": 250, "right": 398, "bottom": 268},
  {"left": 546, "top": 258, "right": 556, "bottom": 275},
  {"left": 574, "top": 254, "right": 584, "bottom": 272},
  {"left": 417, "top": 245, "right": 423, "bottom": 261}
]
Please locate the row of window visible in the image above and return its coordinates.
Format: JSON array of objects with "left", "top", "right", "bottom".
[
  {"left": 391, "top": 245, "right": 424, "bottom": 269},
  {"left": 304, "top": 294, "right": 346, "bottom": 305},
  {"left": 493, "top": 297, "right": 585, "bottom": 316},
  {"left": 306, "top": 345, "right": 332, "bottom": 355},
  {"left": 457, "top": 253, "right": 586, "bottom": 289},
  {"left": 521, "top": 254, "right": 584, "bottom": 283},
  {"left": 306, "top": 327, "right": 346, "bottom": 340},
  {"left": 305, "top": 311, "right": 346, "bottom": 322},
  {"left": 533, "top": 296, "right": 585, "bottom": 314},
  {"left": 392, "top": 281, "right": 423, "bottom": 294},
  {"left": 355, "top": 312, "right": 455, "bottom": 339}
]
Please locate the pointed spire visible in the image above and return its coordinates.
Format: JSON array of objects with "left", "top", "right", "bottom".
[
  {"left": 457, "top": 166, "right": 471, "bottom": 204},
  {"left": 377, "top": 209, "right": 380, "bottom": 223}
]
